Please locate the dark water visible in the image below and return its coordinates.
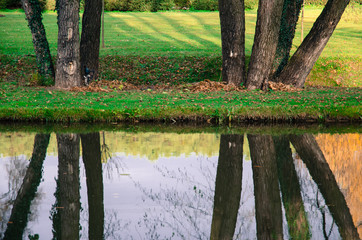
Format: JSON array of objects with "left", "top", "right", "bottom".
[{"left": 0, "top": 127, "right": 361, "bottom": 239}]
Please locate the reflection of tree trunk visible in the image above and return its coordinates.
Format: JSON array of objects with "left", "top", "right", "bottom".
[
  {"left": 290, "top": 134, "right": 359, "bottom": 239},
  {"left": 4, "top": 134, "right": 50, "bottom": 240},
  {"left": 211, "top": 134, "right": 243, "bottom": 240},
  {"left": 54, "top": 134, "right": 80, "bottom": 240},
  {"left": 80, "top": 133, "right": 104, "bottom": 239},
  {"left": 248, "top": 135, "right": 283, "bottom": 240},
  {"left": 273, "top": 136, "right": 309, "bottom": 240}
]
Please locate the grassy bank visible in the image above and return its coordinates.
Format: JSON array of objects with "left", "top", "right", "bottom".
[
  {"left": 0, "top": 8, "right": 361, "bottom": 87},
  {"left": 0, "top": 82, "right": 360, "bottom": 123},
  {"left": 0, "top": 8, "right": 361, "bottom": 123}
]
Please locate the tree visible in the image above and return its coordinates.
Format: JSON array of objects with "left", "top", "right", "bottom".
[
  {"left": 276, "top": 0, "right": 350, "bottom": 88},
  {"left": 80, "top": 0, "right": 103, "bottom": 80},
  {"left": 219, "top": 0, "right": 350, "bottom": 90},
  {"left": 272, "top": 0, "right": 303, "bottom": 78},
  {"left": 21, "top": 0, "right": 55, "bottom": 82},
  {"left": 218, "top": 0, "right": 245, "bottom": 86},
  {"left": 55, "top": 0, "right": 82, "bottom": 88},
  {"left": 245, "top": 0, "right": 284, "bottom": 90}
]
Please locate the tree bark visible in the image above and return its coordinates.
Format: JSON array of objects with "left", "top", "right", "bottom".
[
  {"left": 273, "top": 136, "right": 309, "bottom": 240},
  {"left": 53, "top": 134, "right": 80, "bottom": 239},
  {"left": 80, "top": 133, "right": 104, "bottom": 240},
  {"left": 218, "top": 0, "right": 245, "bottom": 86},
  {"left": 4, "top": 134, "right": 50, "bottom": 240},
  {"left": 80, "top": 0, "right": 102, "bottom": 81},
  {"left": 277, "top": 0, "right": 350, "bottom": 88},
  {"left": 272, "top": 0, "right": 303, "bottom": 78},
  {"left": 55, "top": 0, "right": 82, "bottom": 88},
  {"left": 21, "top": 0, "right": 55, "bottom": 80},
  {"left": 290, "top": 134, "right": 359, "bottom": 239},
  {"left": 245, "top": 0, "right": 284, "bottom": 90},
  {"left": 248, "top": 134, "right": 283, "bottom": 240},
  {"left": 211, "top": 134, "right": 243, "bottom": 240}
]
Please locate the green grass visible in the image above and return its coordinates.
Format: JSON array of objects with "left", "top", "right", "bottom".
[
  {"left": 0, "top": 82, "right": 360, "bottom": 123},
  {"left": 0, "top": 6, "right": 361, "bottom": 57},
  {"left": 0, "top": 7, "right": 361, "bottom": 123}
]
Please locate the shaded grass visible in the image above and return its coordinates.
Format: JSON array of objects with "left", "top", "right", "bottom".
[
  {"left": 0, "top": 82, "right": 360, "bottom": 123},
  {"left": 1, "top": 54, "right": 360, "bottom": 87}
]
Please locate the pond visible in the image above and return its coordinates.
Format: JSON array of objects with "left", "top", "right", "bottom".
[{"left": 0, "top": 124, "right": 360, "bottom": 240}]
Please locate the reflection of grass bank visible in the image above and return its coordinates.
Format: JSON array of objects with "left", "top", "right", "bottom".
[{"left": 0, "top": 82, "right": 360, "bottom": 123}]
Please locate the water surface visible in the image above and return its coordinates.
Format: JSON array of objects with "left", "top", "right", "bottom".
[{"left": 0, "top": 127, "right": 360, "bottom": 239}]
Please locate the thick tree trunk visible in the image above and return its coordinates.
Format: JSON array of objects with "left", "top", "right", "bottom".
[
  {"left": 54, "top": 134, "right": 80, "bottom": 239},
  {"left": 277, "top": 0, "right": 350, "bottom": 88},
  {"left": 248, "top": 135, "right": 283, "bottom": 240},
  {"left": 80, "top": 0, "right": 102, "bottom": 81},
  {"left": 80, "top": 133, "right": 104, "bottom": 240},
  {"left": 272, "top": 0, "right": 303, "bottom": 77},
  {"left": 218, "top": 0, "right": 245, "bottom": 86},
  {"left": 245, "top": 0, "right": 284, "bottom": 90},
  {"left": 211, "top": 134, "right": 243, "bottom": 240},
  {"left": 21, "top": 0, "right": 55, "bottom": 79},
  {"left": 290, "top": 134, "right": 359, "bottom": 239},
  {"left": 273, "top": 136, "right": 309, "bottom": 240},
  {"left": 55, "top": 0, "right": 82, "bottom": 88},
  {"left": 4, "top": 134, "right": 50, "bottom": 240}
]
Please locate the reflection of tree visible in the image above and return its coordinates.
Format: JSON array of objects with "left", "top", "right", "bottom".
[
  {"left": 273, "top": 136, "right": 309, "bottom": 240},
  {"left": 101, "top": 131, "right": 111, "bottom": 163},
  {"left": 248, "top": 134, "right": 283, "bottom": 240},
  {"left": 3, "top": 133, "right": 50, "bottom": 240},
  {"left": 0, "top": 156, "right": 28, "bottom": 237},
  {"left": 80, "top": 133, "right": 104, "bottom": 239},
  {"left": 100, "top": 131, "right": 126, "bottom": 180},
  {"left": 290, "top": 134, "right": 359, "bottom": 240},
  {"left": 211, "top": 134, "right": 243, "bottom": 240},
  {"left": 51, "top": 134, "right": 80, "bottom": 240}
]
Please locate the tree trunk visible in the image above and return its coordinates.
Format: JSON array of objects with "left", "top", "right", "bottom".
[
  {"left": 21, "top": 0, "right": 55, "bottom": 80},
  {"left": 218, "top": 0, "right": 245, "bottom": 86},
  {"left": 54, "top": 134, "right": 80, "bottom": 239},
  {"left": 277, "top": 0, "right": 350, "bottom": 88},
  {"left": 248, "top": 134, "right": 283, "bottom": 240},
  {"left": 80, "top": 133, "right": 104, "bottom": 240},
  {"left": 272, "top": 0, "right": 303, "bottom": 78},
  {"left": 4, "top": 134, "right": 50, "bottom": 240},
  {"left": 290, "top": 134, "right": 359, "bottom": 239},
  {"left": 55, "top": 0, "right": 82, "bottom": 88},
  {"left": 80, "top": 0, "right": 102, "bottom": 81},
  {"left": 211, "top": 134, "right": 243, "bottom": 240},
  {"left": 273, "top": 136, "right": 309, "bottom": 240},
  {"left": 245, "top": 0, "right": 284, "bottom": 90}
]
